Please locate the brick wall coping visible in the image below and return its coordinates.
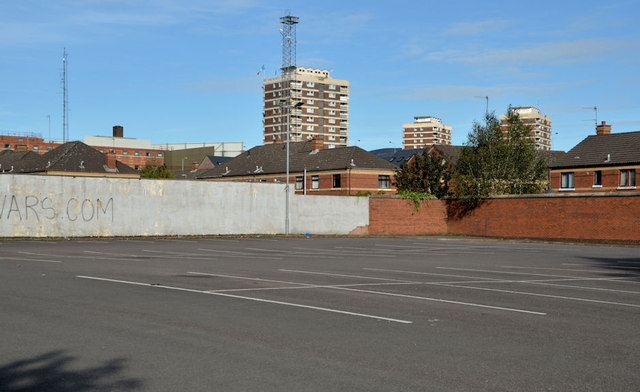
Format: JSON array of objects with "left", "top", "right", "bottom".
[{"left": 371, "top": 192, "right": 640, "bottom": 200}]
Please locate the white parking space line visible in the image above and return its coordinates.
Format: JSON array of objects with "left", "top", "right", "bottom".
[
  {"left": 197, "top": 248, "right": 283, "bottom": 260},
  {"left": 437, "top": 267, "right": 598, "bottom": 279},
  {"left": 363, "top": 267, "right": 505, "bottom": 281},
  {"left": 76, "top": 275, "right": 413, "bottom": 324},
  {"left": 243, "top": 247, "right": 338, "bottom": 259},
  {"left": 502, "top": 265, "right": 640, "bottom": 273},
  {"left": 330, "top": 286, "right": 547, "bottom": 316},
  {"left": 2, "top": 256, "right": 61, "bottom": 263},
  {"left": 188, "top": 271, "right": 422, "bottom": 293},
  {"left": 280, "top": 269, "right": 419, "bottom": 283},
  {"left": 279, "top": 269, "right": 546, "bottom": 315},
  {"left": 433, "top": 283, "right": 640, "bottom": 309},
  {"left": 364, "top": 267, "right": 640, "bottom": 294}
]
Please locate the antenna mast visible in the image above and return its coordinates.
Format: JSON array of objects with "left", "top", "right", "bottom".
[
  {"left": 280, "top": 12, "right": 299, "bottom": 76},
  {"left": 62, "top": 48, "right": 69, "bottom": 142}
]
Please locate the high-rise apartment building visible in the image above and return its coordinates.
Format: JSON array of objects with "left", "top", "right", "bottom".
[
  {"left": 263, "top": 67, "right": 349, "bottom": 149},
  {"left": 401, "top": 116, "right": 452, "bottom": 149},
  {"left": 499, "top": 106, "right": 552, "bottom": 151}
]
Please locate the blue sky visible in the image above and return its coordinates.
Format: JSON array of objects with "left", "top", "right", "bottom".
[{"left": 1, "top": 0, "right": 639, "bottom": 152}]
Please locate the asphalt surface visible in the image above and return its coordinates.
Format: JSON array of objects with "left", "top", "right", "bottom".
[{"left": 1, "top": 236, "right": 639, "bottom": 391}]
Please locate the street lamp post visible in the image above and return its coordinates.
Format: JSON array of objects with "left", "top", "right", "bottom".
[{"left": 281, "top": 99, "right": 304, "bottom": 235}]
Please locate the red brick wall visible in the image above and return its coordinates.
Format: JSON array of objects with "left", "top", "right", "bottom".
[
  {"left": 368, "top": 197, "right": 448, "bottom": 235},
  {"left": 368, "top": 194, "right": 640, "bottom": 243}
]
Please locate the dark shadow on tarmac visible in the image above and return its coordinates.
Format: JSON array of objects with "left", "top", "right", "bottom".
[
  {"left": 579, "top": 257, "right": 640, "bottom": 282},
  {"left": 0, "top": 350, "right": 142, "bottom": 392}
]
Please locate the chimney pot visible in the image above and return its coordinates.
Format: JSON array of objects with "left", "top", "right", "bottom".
[
  {"left": 113, "top": 125, "right": 124, "bottom": 138},
  {"left": 596, "top": 121, "right": 611, "bottom": 136}
]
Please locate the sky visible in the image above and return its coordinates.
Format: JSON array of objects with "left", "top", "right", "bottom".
[{"left": 1, "top": 0, "right": 639, "bottom": 152}]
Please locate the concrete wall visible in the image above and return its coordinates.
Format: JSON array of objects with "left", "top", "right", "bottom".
[{"left": 0, "top": 175, "right": 368, "bottom": 237}]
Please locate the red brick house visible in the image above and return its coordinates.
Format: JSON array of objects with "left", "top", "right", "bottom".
[
  {"left": 197, "top": 139, "right": 397, "bottom": 195},
  {"left": 549, "top": 122, "right": 639, "bottom": 193}
]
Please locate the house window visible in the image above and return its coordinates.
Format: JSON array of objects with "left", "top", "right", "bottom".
[
  {"left": 333, "top": 174, "right": 341, "bottom": 188},
  {"left": 123, "top": 151, "right": 128, "bottom": 155},
  {"left": 620, "top": 169, "right": 636, "bottom": 187},
  {"left": 158, "top": 153, "right": 163, "bottom": 157},
  {"left": 312, "top": 175, "right": 319, "bottom": 189},
  {"left": 4, "top": 144, "right": 9, "bottom": 148},
  {"left": 295, "top": 176, "right": 303, "bottom": 190},
  {"left": 259, "top": 179, "right": 266, "bottom": 183},
  {"left": 378, "top": 175, "right": 390, "bottom": 189},
  {"left": 134, "top": 151, "right": 140, "bottom": 156},
  {"left": 33, "top": 146, "right": 39, "bottom": 150},
  {"left": 561, "top": 172, "right": 574, "bottom": 189},
  {"left": 594, "top": 171, "right": 602, "bottom": 187}
]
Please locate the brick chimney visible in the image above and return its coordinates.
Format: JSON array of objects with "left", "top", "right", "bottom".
[
  {"left": 311, "top": 136, "right": 324, "bottom": 151},
  {"left": 596, "top": 121, "right": 611, "bottom": 136},
  {"left": 191, "top": 160, "right": 199, "bottom": 170},
  {"left": 113, "top": 125, "right": 124, "bottom": 138},
  {"left": 105, "top": 152, "right": 117, "bottom": 169}
]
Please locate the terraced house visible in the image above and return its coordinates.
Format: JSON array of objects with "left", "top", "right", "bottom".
[
  {"left": 549, "top": 122, "right": 639, "bottom": 193},
  {"left": 197, "top": 139, "right": 396, "bottom": 195}
]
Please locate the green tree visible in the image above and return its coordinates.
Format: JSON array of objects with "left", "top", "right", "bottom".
[
  {"left": 393, "top": 150, "right": 452, "bottom": 199},
  {"left": 140, "top": 164, "right": 173, "bottom": 179},
  {"left": 453, "top": 107, "right": 548, "bottom": 201}
]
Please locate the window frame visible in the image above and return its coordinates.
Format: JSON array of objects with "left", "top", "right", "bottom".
[
  {"left": 295, "top": 176, "right": 303, "bottom": 190},
  {"left": 332, "top": 174, "right": 341, "bottom": 188},
  {"left": 311, "top": 175, "right": 319, "bottom": 189},
  {"left": 620, "top": 169, "right": 636, "bottom": 188},
  {"left": 378, "top": 175, "right": 390, "bottom": 189},
  {"left": 560, "top": 172, "right": 575, "bottom": 190},
  {"left": 593, "top": 170, "right": 602, "bottom": 187}
]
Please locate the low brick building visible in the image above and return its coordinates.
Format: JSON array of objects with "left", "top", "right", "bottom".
[
  {"left": 549, "top": 122, "right": 639, "bottom": 193},
  {"left": 197, "top": 139, "right": 397, "bottom": 195}
]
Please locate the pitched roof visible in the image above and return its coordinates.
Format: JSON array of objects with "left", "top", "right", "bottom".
[
  {"left": 205, "top": 155, "right": 232, "bottom": 166},
  {"left": 0, "top": 150, "right": 41, "bottom": 172},
  {"left": 431, "top": 145, "right": 464, "bottom": 166},
  {"left": 197, "top": 141, "right": 397, "bottom": 179},
  {"left": 550, "top": 131, "right": 640, "bottom": 169},
  {"left": 369, "top": 148, "right": 428, "bottom": 166},
  {"left": 2, "top": 141, "right": 138, "bottom": 175}
]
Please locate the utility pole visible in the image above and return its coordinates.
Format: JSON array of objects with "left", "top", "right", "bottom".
[{"left": 62, "top": 49, "right": 69, "bottom": 142}]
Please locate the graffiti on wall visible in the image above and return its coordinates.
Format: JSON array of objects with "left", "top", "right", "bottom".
[{"left": 0, "top": 195, "right": 114, "bottom": 223}]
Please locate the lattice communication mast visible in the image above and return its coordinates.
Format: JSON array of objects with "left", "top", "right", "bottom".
[
  {"left": 62, "top": 48, "right": 69, "bottom": 142},
  {"left": 280, "top": 12, "right": 299, "bottom": 75}
]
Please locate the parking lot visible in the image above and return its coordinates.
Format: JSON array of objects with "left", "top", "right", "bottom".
[{"left": 1, "top": 237, "right": 639, "bottom": 391}]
